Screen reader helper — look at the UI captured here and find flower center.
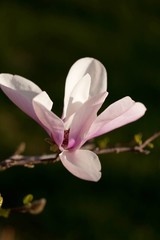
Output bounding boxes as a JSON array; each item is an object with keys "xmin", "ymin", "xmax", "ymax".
[{"xmin": 62, "ymin": 129, "xmax": 70, "ymax": 149}]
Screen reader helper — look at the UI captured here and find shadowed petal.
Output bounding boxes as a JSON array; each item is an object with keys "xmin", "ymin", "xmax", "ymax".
[
  {"xmin": 0, "ymin": 74, "xmax": 47, "ymax": 121},
  {"xmin": 63, "ymin": 58, "xmax": 107, "ymax": 119},
  {"xmin": 63, "ymin": 74, "xmax": 91, "ymax": 121},
  {"xmin": 68, "ymin": 92, "xmax": 108, "ymax": 149},
  {"xmin": 59, "ymin": 149, "xmax": 101, "ymax": 181},
  {"xmin": 33, "ymin": 93, "xmax": 64, "ymax": 146},
  {"xmin": 86, "ymin": 96, "xmax": 147, "ymax": 140}
]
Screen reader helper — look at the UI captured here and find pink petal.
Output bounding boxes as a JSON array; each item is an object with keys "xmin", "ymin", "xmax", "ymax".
[
  {"xmin": 63, "ymin": 58, "xmax": 107, "ymax": 119},
  {"xmin": 86, "ymin": 96, "xmax": 147, "ymax": 140},
  {"xmin": 0, "ymin": 74, "xmax": 45, "ymax": 121},
  {"xmin": 68, "ymin": 92, "xmax": 108, "ymax": 149},
  {"xmin": 59, "ymin": 149, "xmax": 101, "ymax": 181},
  {"xmin": 33, "ymin": 93, "xmax": 64, "ymax": 146}
]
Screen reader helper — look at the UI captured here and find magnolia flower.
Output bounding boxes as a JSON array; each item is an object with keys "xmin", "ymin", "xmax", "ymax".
[{"xmin": 0, "ymin": 58, "xmax": 146, "ymax": 181}]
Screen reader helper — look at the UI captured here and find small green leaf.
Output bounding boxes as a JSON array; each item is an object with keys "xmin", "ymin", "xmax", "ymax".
[
  {"xmin": 23, "ymin": 194, "xmax": 33, "ymax": 205},
  {"xmin": 0, "ymin": 208, "xmax": 10, "ymax": 218},
  {"xmin": 147, "ymin": 143, "xmax": 154, "ymax": 149},
  {"xmin": 45, "ymin": 138, "xmax": 59, "ymax": 152},
  {"xmin": 50, "ymin": 144, "xmax": 59, "ymax": 152},
  {"xmin": 97, "ymin": 137, "xmax": 109, "ymax": 149},
  {"xmin": 0, "ymin": 194, "xmax": 3, "ymax": 208},
  {"xmin": 134, "ymin": 133, "xmax": 143, "ymax": 145}
]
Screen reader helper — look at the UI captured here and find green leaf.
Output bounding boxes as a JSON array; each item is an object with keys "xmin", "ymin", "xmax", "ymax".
[
  {"xmin": 0, "ymin": 194, "xmax": 3, "ymax": 208},
  {"xmin": 50, "ymin": 144, "xmax": 59, "ymax": 152},
  {"xmin": 134, "ymin": 133, "xmax": 143, "ymax": 145},
  {"xmin": 97, "ymin": 137, "xmax": 109, "ymax": 149},
  {"xmin": 147, "ymin": 143, "xmax": 154, "ymax": 149},
  {"xmin": 23, "ymin": 194, "xmax": 33, "ymax": 205},
  {"xmin": 45, "ymin": 138, "xmax": 59, "ymax": 152},
  {"xmin": 0, "ymin": 208, "xmax": 10, "ymax": 218}
]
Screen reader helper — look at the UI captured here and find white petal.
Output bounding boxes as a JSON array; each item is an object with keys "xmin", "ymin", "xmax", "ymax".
[
  {"xmin": 63, "ymin": 73, "xmax": 91, "ymax": 120},
  {"xmin": 33, "ymin": 93, "xmax": 64, "ymax": 146},
  {"xmin": 0, "ymin": 74, "xmax": 43, "ymax": 121},
  {"xmin": 59, "ymin": 149, "xmax": 101, "ymax": 181},
  {"xmin": 68, "ymin": 92, "xmax": 108, "ymax": 149},
  {"xmin": 63, "ymin": 58, "xmax": 107, "ymax": 119},
  {"xmin": 32, "ymin": 91, "xmax": 53, "ymax": 111},
  {"xmin": 86, "ymin": 96, "xmax": 147, "ymax": 139}
]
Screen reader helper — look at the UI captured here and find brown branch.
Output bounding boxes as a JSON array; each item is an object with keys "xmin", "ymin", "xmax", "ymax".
[
  {"xmin": 94, "ymin": 131, "xmax": 160, "ymax": 155},
  {"xmin": 0, "ymin": 153, "xmax": 59, "ymax": 170},
  {"xmin": 138, "ymin": 131, "xmax": 160, "ymax": 150},
  {"xmin": 11, "ymin": 198, "xmax": 47, "ymax": 215},
  {"xmin": 0, "ymin": 131, "xmax": 160, "ymax": 171},
  {"xmin": 0, "ymin": 198, "xmax": 47, "ymax": 218},
  {"xmin": 95, "ymin": 146, "xmax": 149, "ymax": 155}
]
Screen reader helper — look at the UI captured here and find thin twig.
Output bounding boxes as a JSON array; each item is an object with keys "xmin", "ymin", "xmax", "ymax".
[
  {"xmin": 94, "ymin": 146, "xmax": 149, "ymax": 155},
  {"xmin": 0, "ymin": 153, "xmax": 59, "ymax": 170},
  {"xmin": 0, "ymin": 132, "xmax": 160, "ymax": 171},
  {"xmin": 138, "ymin": 131, "xmax": 160, "ymax": 150},
  {"xmin": 11, "ymin": 198, "xmax": 47, "ymax": 215},
  {"xmin": 89, "ymin": 132, "xmax": 160, "ymax": 155},
  {"xmin": 0, "ymin": 198, "xmax": 47, "ymax": 218}
]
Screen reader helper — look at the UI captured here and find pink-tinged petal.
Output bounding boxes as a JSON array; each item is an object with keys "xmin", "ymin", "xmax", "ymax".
[
  {"xmin": 68, "ymin": 92, "xmax": 108, "ymax": 149},
  {"xmin": 63, "ymin": 74, "xmax": 91, "ymax": 121},
  {"xmin": 33, "ymin": 93, "xmax": 64, "ymax": 146},
  {"xmin": 86, "ymin": 96, "xmax": 147, "ymax": 140},
  {"xmin": 31, "ymin": 91, "xmax": 53, "ymax": 111},
  {"xmin": 0, "ymin": 74, "xmax": 43, "ymax": 121},
  {"xmin": 59, "ymin": 149, "xmax": 101, "ymax": 181},
  {"xmin": 63, "ymin": 58, "xmax": 107, "ymax": 119}
]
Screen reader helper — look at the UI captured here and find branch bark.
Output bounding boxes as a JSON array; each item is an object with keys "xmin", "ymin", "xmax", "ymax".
[
  {"xmin": 0, "ymin": 131, "xmax": 160, "ymax": 171},
  {"xmin": 0, "ymin": 198, "xmax": 47, "ymax": 218}
]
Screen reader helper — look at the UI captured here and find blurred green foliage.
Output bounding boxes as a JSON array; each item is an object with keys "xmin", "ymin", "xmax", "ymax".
[{"xmin": 0, "ymin": 0, "xmax": 160, "ymax": 239}]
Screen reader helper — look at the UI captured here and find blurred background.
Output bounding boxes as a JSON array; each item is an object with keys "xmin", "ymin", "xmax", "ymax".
[{"xmin": 0, "ymin": 0, "xmax": 160, "ymax": 239}]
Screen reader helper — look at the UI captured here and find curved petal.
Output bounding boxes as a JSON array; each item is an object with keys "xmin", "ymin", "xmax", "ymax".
[
  {"xmin": 63, "ymin": 58, "xmax": 107, "ymax": 118},
  {"xmin": 68, "ymin": 92, "xmax": 108, "ymax": 149},
  {"xmin": 0, "ymin": 74, "xmax": 46, "ymax": 121},
  {"xmin": 59, "ymin": 149, "xmax": 101, "ymax": 181},
  {"xmin": 33, "ymin": 93, "xmax": 64, "ymax": 146},
  {"xmin": 63, "ymin": 73, "xmax": 91, "ymax": 120},
  {"xmin": 86, "ymin": 96, "xmax": 147, "ymax": 140}
]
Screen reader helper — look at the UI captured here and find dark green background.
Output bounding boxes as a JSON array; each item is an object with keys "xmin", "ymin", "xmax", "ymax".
[{"xmin": 0, "ymin": 0, "xmax": 160, "ymax": 239}]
